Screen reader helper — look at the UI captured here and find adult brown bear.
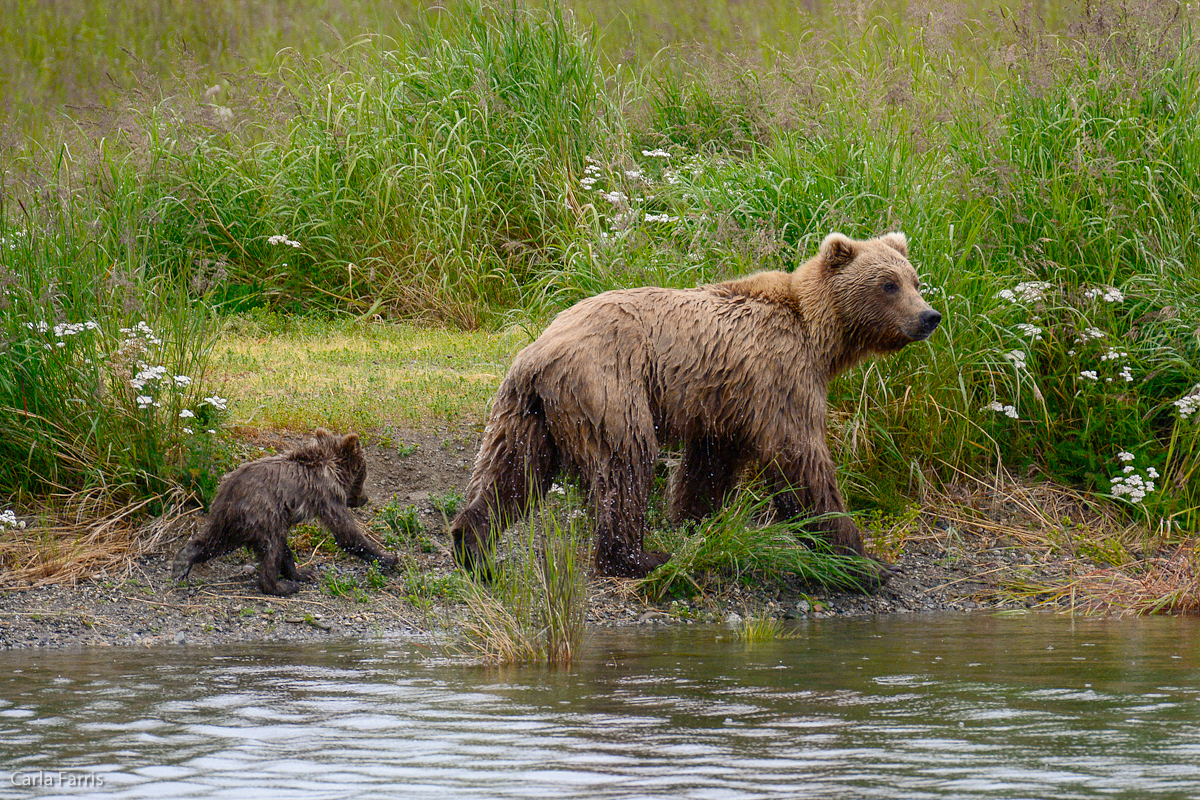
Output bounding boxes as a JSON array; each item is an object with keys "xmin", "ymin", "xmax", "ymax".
[{"xmin": 450, "ymin": 232, "xmax": 940, "ymax": 588}]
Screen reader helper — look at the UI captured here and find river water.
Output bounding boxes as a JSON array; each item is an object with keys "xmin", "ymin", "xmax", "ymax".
[{"xmin": 2, "ymin": 612, "xmax": 1199, "ymax": 799}]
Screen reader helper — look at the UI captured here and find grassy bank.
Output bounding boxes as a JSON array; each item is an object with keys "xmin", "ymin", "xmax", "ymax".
[{"xmin": 2, "ymin": 0, "xmax": 1198, "ymax": 597}]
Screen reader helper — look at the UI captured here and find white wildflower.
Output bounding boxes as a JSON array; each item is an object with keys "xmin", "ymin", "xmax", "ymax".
[
  {"xmin": 1119, "ymin": 365, "xmax": 1134, "ymax": 383},
  {"xmin": 1117, "ymin": 451, "xmax": 1135, "ymax": 462},
  {"xmin": 268, "ymin": 234, "xmax": 302, "ymax": 248},
  {"xmin": 1110, "ymin": 471, "xmax": 1153, "ymax": 503},
  {"xmin": 121, "ymin": 321, "xmax": 162, "ymax": 346},
  {"xmin": 549, "ymin": 483, "xmax": 566, "ymax": 496},
  {"xmin": 202, "ymin": 395, "xmax": 228, "ymax": 411},
  {"xmin": 52, "ymin": 322, "xmax": 95, "ymax": 338},
  {"xmin": 996, "ymin": 281, "xmax": 1052, "ymax": 304},
  {"xmin": 183, "ymin": 427, "xmax": 194, "ymax": 435},
  {"xmin": 179, "ymin": 409, "xmax": 195, "ymax": 419},
  {"xmin": 1004, "ymin": 350, "xmax": 1028, "ymax": 370},
  {"xmin": 1077, "ymin": 327, "xmax": 1105, "ymax": 342},
  {"xmin": 625, "ymin": 169, "xmax": 643, "ymax": 181},
  {"xmin": 0, "ymin": 509, "xmax": 25, "ymax": 529},
  {"xmin": 1100, "ymin": 348, "xmax": 1128, "ymax": 362},
  {"xmin": 984, "ymin": 401, "xmax": 1019, "ymax": 419},
  {"xmin": 1085, "ymin": 285, "xmax": 1124, "ymax": 303},
  {"xmin": 1015, "ymin": 323, "xmax": 1043, "ymax": 341},
  {"xmin": 26, "ymin": 321, "xmax": 49, "ymax": 334},
  {"xmin": 174, "ymin": 375, "xmax": 192, "ymax": 387},
  {"xmin": 136, "ymin": 395, "xmax": 156, "ymax": 409},
  {"xmin": 643, "ymin": 213, "xmax": 679, "ymax": 224},
  {"xmin": 641, "ymin": 148, "xmax": 671, "ymax": 158},
  {"xmin": 601, "ymin": 190, "xmax": 626, "ymax": 204},
  {"xmin": 130, "ymin": 364, "xmax": 169, "ymax": 390},
  {"xmin": 580, "ymin": 176, "xmax": 597, "ymax": 188},
  {"xmin": 1079, "ymin": 370, "xmax": 1098, "ymax": 381},
  {"xmin": 1173, "ymin": 385, "xmax": 1200, "ymax": 419}
]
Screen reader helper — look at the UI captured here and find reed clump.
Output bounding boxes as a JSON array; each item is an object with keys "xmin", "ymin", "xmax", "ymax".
[{"xmin": 457, "ymin": 514, "xmax": 587, "ymax": 665}]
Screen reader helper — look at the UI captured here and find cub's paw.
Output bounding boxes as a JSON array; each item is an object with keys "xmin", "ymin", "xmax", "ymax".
[{"xmin": 260, "ymin": 579, "xmax": 302, "ymax": 597}]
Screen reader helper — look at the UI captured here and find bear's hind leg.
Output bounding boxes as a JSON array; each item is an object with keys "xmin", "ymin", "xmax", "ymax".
[
  {"xmin": 451, "ymin": 393, "xmax": 558, "ymax": 579},
  {"xmin": 171, "ymin": 526, "xmax": 239, "ymax": 583},
  {"xmin": 280, "ymin": 543, "xmax": 316, "ymax": 583},
  {"xmin": 254, "ymin": 536, "xmax": 300, "ymax": 596}
]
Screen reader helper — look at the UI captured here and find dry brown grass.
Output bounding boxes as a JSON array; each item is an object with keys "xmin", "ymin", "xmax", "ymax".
[
  {"xmin": 898, "ymin": 466, "xmax": 1198, "ymax": 616},
  {"xmin": 1013, "ymin": 548, "xmax": 1199, "ymax": 616},
  {"xmin": 917, "ymin": 464, "xmax": 1133, "ymax": 549},
  {"xmin": 0, "ymin": 493, "xmax": 195, "ymax": 588}
]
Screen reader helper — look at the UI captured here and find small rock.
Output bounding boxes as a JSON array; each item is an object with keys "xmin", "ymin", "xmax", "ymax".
[
  {"xmin": 724, "ymin": 612, "xmax": 742, "ymax": 625},
  {"xmin": 174, "ymin": 631, "xmax": 186, "ymax": 645}
]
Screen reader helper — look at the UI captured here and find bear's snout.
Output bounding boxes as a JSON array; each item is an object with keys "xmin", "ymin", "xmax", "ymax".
[{"xmin": 909, "ymin": 308, "xmax": 941, "ymax": 341}]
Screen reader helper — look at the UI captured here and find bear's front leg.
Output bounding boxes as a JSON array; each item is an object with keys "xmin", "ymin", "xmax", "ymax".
[
  {"xmin": 320, "ymin": 504, "xmax": 398, "ymax": 570},
  {"xmin": 769, "ymin": 450, "xmax": 894, "ymax": 591}
]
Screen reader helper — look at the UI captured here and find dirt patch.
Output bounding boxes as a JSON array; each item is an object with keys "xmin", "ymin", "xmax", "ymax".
[{"xmin": 0, "ymin": 425, "xmax": 1141, "ymax": 650}]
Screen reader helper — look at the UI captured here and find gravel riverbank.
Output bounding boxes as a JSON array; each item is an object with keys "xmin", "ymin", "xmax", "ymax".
[{"xmin": 0, "ymin": 426, "xmax": 1088, "ymax": 650}]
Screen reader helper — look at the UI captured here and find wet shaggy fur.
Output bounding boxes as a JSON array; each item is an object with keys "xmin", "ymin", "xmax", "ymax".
[
  {"xmin": 172, "ymin": 429, "xmax": 397, "ymax": 596},
  {"xmin": 450, "ymin": 232, "xmax": 941, "ymax": 587}
]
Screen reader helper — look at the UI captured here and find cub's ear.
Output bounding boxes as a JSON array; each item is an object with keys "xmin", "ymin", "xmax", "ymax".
[
  {"xmin": 314, "ymin": 427, "xmax": 332, "ymax": 439},
  {"xmin": 340, "ymin": 433, "xmax": 360, "ymax": 453},
  {"xmin": 820, "ymin": 232, "xmax": 857, "ymax": 270},
  {"xmin": 880, "ymin": 231, "xmax": 909, "ymax": 257}
]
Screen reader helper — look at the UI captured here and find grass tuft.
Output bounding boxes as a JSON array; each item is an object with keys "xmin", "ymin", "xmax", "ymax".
[
  {"xmin": 641, "ymin": 488, "xmax": 877, "ymax": 600},
  {"xmin": 457, "ymin": 512, "xmax": 587, "ymax": 665}
]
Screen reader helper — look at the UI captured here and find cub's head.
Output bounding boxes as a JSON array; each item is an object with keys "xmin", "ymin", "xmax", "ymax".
[
  {"xmin": 817, "ymin": 232, "xmax": 941, "ymax": 353},
  {"xmin": 314, "ymin": 428, "xmax": 369, "ymax": 507}
]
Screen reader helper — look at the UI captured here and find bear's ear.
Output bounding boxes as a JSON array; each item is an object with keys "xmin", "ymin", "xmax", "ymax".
[
  {"xmin": 340, "ymin": 433, "xmax": 360, "ymax": 454},
  {"xmin": 820, "ymin": 232, "xmax": 857, "ymax": 270},
  {"xmin": 314, "ymin": 427, "xmax": 332, "ymax": 440},
  {"xmin": 880, "ymin": 231, "xmax": 909, "ymax": 257}
]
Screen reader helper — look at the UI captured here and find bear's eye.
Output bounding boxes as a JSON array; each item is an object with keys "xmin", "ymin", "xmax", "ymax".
[{"xmin": 882, "ymin": 281, "xmax": 899, "ymax": 294}]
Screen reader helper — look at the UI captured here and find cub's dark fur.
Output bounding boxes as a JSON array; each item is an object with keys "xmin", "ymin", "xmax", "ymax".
[{"xmin": 172, "ymin": 429, "xmax": 397, "ymax": 596}]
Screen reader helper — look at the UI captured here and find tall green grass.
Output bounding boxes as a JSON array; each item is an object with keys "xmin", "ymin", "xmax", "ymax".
[
  {"xmin": 0, "ymin": 145, "xmax": 228, "ymax": 512},
  {"xmin": 458, "ymin": 514, "xmax": 587, "ymax": 664},
  {"xmin": 3, "ymin": 0, "xmax": 1199, "ymax": 552}
]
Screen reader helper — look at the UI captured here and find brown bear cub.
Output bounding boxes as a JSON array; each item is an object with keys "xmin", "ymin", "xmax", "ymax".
[
  {"xmin": 450, "ymin": 232, "xmax": 940, "ymax": 589},
  {"xmin": 173, "ymin": 429, "xmax": 397, "ymax": 596}
]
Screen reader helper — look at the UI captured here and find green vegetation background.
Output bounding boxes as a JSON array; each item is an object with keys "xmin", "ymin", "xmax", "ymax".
[{"xmin": 2, "ymin": 0, "xmax": 1198, "ymax": 543}]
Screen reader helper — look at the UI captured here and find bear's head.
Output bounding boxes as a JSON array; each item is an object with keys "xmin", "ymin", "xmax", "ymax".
[
  {"xmin": 817, "ymin": 232, "xmax": 941, "ymax": 354},
  {"xmin": 338, "ymin": 433, "xmax": 370, "ymax": 508},
  {"xmin": 314, "ymin": 428, "xmax": 370, "ymax": 507}
]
